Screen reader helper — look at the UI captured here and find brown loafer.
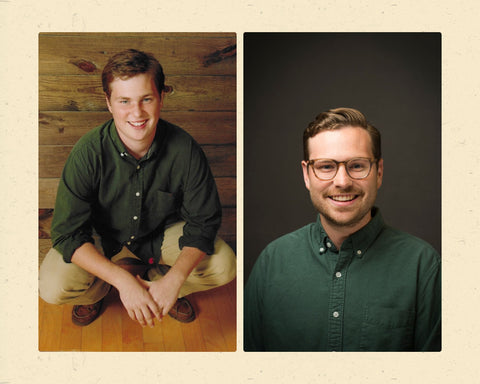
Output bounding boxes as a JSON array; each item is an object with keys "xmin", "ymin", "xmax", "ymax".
[
  {"xmin": 72, "ymin": 299, "xmax": 104, "ymax": 326},
  {"xmin": 168, "ymin": 297, "xmax": 196, "ymax": 323}
]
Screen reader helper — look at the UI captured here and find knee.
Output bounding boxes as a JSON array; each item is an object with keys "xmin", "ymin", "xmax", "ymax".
[
  {"xmin": 39, "ymin": 272, "xmax": 96, "ymax": 305},
  {"xmin": 39, "ymin": 257, "xmax": 62, "ymax": 304},
  {"xmin": 38, "ymin": 272, "xmax": 69, "ymax": 305},
  {"xmin": 39, "ymin": 284, "xmax": 65, "ymax": 305},
  {"xmin": 39, "ymin": 248, "xmax": 95, "ymax": 305},
  {"xmin": 212, "ymin": 239, "xmax": 237, "ymax": 285}
]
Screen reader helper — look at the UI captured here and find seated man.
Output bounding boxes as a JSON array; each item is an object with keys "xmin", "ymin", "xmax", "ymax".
[
  {"xmin": 39, "ymin": 49, "xmax": 236, "ymax": 327},
  {"xmin": 244, "ymin": 107, "xmax": 440, "ymax": 351}
]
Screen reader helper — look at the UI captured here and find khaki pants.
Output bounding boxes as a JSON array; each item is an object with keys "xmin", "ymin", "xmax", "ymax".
[{"xmin": 39, "ymin": 222, "xmax": 236, "ymax": 305}]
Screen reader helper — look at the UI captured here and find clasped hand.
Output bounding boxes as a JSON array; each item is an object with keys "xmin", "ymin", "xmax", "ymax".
[{"xmin": 118, "ymin": 272, "xmax": 183, "ymax": 328}]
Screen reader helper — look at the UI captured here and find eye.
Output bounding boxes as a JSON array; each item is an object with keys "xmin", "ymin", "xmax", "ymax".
[
  {"xmin": 314, "ymin": 160, "xmax": 336, "ymax": 172},
  {"xmin": 348, "ymin": 159, "xmax": 369, "ymax": 172},
  {"xmin": 119, "ymin": 100, "xmax": 128, "ymax": 105}
]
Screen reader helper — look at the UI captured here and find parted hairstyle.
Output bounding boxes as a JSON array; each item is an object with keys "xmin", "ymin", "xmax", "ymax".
[
  {"xmin": 102, "ymin": 49, "xmax": 166, "ymax": 99},
  {"xmin": 303, "ymin": 107, "xmax": 382, "ymax": 162}
]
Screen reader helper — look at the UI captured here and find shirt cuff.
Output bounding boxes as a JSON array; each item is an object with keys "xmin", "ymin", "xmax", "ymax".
[{"xmin": 53, "ymin": 233, "xmax": 95, "ymax": 263}]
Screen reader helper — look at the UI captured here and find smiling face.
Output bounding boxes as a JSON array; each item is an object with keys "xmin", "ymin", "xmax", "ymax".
[
  {"xmin": 302, "ymin": 126, "xmax": 383, "ymax": 235},
  {"xmin": 106, "ymin": 73, "xmax": 163, "ymax": 158}
]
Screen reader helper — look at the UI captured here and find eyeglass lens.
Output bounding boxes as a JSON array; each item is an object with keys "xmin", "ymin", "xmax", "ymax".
[{"xmin": 312, "ymin": 158, "xmax": 371, "ymax": 180}]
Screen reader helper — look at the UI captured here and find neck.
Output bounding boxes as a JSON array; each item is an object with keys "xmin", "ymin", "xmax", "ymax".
[
  {"xmin": 126, "ymin": 144, "xmax": 149, "ymax": 160},
  {"xmin": 118, "ymin": 133, "xmax": 155, "ymax": 160},
  {"xmin": 319, "ymin": 211, "xmax": 372, "ymax": 249}
]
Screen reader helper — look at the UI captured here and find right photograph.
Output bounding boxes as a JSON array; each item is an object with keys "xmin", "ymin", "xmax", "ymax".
[{"xmin": 243, "ymin": 33, "xmax": 441, "ymax": 352}]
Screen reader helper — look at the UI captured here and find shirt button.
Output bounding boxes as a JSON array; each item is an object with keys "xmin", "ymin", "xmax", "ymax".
[
  {"xmin": 133, "ymin": 216, "xmax": 138, "ymax": 220},
  {"xmin": 335, "ymin": 272, "xmax": 342, "ymax": 278},
  {"xmin": 130, "ymin": 235, "xmax": 135, "ymax": 240},
  {"xmin": 137, "ymin": 165, "xmax": 141, "ymax": 170},
  {"xmin": 319, "ymin": 247, "xmax": 325, "ymax": 253},
  {"xmin": 357, "ymin": 250, "xmax": 362, "ymax": 255},
  {"xmin": 148, "ymin": 257, "xmax": 154, "ymax": 265},
  {"xmin": 135, "ymin": 192, "xmax": 140, "ymax": 197},
  {"xmin": 326, "ymin": 242, "xmax": 332, "ymax": 248},
  {"xmin": 333, "ymin": 311, "xmax": 340, "ymax": 318},
  {"xmin": 127, "ymin": 241, "xmax": 131, "ymax": 245}
]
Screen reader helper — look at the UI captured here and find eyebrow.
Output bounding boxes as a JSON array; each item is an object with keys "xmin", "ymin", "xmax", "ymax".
[{"xmin": 114, "ymin": 93, "xmax": 155, "ymax": 100}]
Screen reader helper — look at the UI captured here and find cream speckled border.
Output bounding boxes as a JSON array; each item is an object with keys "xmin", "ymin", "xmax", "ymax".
[{"xmin": 1, "ymin": 0, "xmax": 479, "ymax": 383}]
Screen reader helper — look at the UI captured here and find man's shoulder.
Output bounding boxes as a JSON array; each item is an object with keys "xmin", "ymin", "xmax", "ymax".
[
  {"xmin": 160, "ymin": 119, "xmax": 197, "ymax": 146},
  {"xmin": 378, "ymin": 225, "xmax": 440, "ymax": 262},
  {"xmin": 71, "ymin": 119, "xmax": 112, "ymax": 154},
  {"xmin": 157, "ymin": 119, "xmax": 207, "ymax": 165},
  {"xmin": 263, "ymin": 222, "xmax": 317, "ymax": 255},
  {"xmin": 250, "ymin": 222, "xmax": 318, "ymax": 277}
]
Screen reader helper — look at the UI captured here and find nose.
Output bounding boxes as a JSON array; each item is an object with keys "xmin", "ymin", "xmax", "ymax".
[
  {"xmin": 131, "ymin": 102, "xmax": 144, "ymax": 117},
  {"xmin": 332, "ymin": 163, "xmax": 353, "ymax": 188}
]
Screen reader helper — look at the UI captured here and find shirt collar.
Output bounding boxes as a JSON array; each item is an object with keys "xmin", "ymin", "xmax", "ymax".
[
  {"xmin": 315, "ymin": 207, "xmax": 385, "ymax": 258},
  {"xmin": 108, "ymin": 119, "xmax": 129, "ymax": 157},
  {"xmin": 108, "ymin": 119, "xmax": 167, "ymax": 160},
  {"xmin": 146, "ymin": 119, "xmax": 167, "ymax": 159}
]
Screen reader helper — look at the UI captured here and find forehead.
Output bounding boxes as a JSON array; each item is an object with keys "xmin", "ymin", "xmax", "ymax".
[
  {"xmin": 109, "ymin": 73, "xmax": 157, "ymax": 96},
  {"xmin": 308, "ymin": 126, "xmax": 374, "ymax": 160}
]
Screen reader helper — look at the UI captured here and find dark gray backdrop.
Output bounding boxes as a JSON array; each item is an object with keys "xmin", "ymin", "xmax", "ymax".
[{"xmin": 244, "ymin": 33, "xmax": 441, "ymax": 281}]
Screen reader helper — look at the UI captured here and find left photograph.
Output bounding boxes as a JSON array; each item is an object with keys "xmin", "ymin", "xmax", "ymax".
[{"xmin": 38, "ymin": 33, "xmax": 237, "ymax": 352}]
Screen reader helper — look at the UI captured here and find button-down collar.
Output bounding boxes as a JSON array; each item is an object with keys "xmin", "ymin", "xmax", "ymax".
[
  {"xmin": 315, "ymin": 207, "xmax": 385, "ymax": 258},
  {"xmin": 109, "ymin": 119, "xmax": 167, "ymax": 161}
]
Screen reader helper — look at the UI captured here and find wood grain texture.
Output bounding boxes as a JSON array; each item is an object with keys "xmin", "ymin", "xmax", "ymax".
[
  {"xmin": 39, "ymin": 35, "xmax": 237, "ymax": 247},
  {"xmin": 39, "ymin": 75, "xmax": 235, "ymax": 112},
  {"xmin": 38, "ymin": 297, "xmax": 63, "ymax": 351},
  {"xmin": 39, "ymin": 33, "xmax": 236, "ymax": 76},
  {"xmin": 39, "ymin": 111, "xmax": 236, "ymax": 145},
  {"xmin": 38, "ymin": 36, "xmax": 237, "ymax": 350},
  {"xmin": 38, "ymin": 279, "xmax": 236, "ymax": 352},
  {"xmin": 81, "ymin": 313, "xmax": 103, "ymax": 351},
  {"xmin": 38, "ymin": 228, "xmax": 236, "ymax": 352},
  {"xmin": 60, "ymin": 304, "xmax": 82, "ymax": 351},
  {"xmin": 195, "ymin": 289, "xmax": 229, "ymax": 351}
]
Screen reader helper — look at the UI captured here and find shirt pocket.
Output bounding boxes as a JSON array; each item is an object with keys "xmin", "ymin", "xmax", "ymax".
[
  {"xmin": 359, "ymin": 305, "xmax": 415, "ymax": 351},
  {"xmin": 143, "ymin": 190, "xmax": 177, "ymax": 224}
]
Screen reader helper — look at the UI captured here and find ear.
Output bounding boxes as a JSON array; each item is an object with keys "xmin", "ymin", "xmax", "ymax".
[
  {"xmin": 105, "ymin": 94, "xmax": 113, "ymax": 114},
  {"xmin": 159, "ymin": 91, "xmax": 165, "ymax": 110},
  {"xmin": 302, "ymin": 161, "xmax": 311, "ymax": 191},
  {"xmin": 376, "ymin": 158, "xmax": 384, "ymax": 189}
]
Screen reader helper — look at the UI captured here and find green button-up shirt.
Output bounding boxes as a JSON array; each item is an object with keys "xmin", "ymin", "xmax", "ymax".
[
  {"xmin": 244, "ymin": 208, "xmax": 441, "ymax": 351},
  {"xmin": 51, "ymin": 119, "xmax": 221, "ymax": 264}
]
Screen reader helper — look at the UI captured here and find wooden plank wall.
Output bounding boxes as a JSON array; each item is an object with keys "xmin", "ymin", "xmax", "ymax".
[{"xmin": 39, "ymin": 33, "xmax": 237, "ymax": 251}]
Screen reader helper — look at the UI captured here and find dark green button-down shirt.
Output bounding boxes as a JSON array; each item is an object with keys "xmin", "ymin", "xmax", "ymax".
[
  {"xmin": 244, "ymin": 208, "xmax": 441, "ymax": 351},
  {"xmin": 51, "ymin": 119, "xmax": 221, "ymax": 264}
]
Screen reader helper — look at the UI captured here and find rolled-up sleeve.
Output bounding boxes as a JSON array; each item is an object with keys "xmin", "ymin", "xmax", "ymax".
[
  {"xmin": 51, "ymin": 145, "xmax": 97, "ymax": 263},
  {"xmin": 178, "ymin": 140, "xmax": 222, "ymax": 255}
]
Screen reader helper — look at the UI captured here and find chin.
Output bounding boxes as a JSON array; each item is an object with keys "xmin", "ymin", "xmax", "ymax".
[{"xmin": 315, "ymin": 204, "xmax": 371, "ymax": 228}]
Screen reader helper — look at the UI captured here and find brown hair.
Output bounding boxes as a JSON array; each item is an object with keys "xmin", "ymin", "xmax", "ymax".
[
  {"xmin": 102, "ymin": 49, "xmax": 165, "ymax": 99},
  {"xmin": 303, "ymin": 107, "xmax": 382, "ymax": 161}
]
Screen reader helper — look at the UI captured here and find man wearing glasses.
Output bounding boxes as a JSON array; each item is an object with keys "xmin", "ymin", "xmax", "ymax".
[{"xmin": 244, "ymin": 107, "xmax": 441, "ymax": 351}]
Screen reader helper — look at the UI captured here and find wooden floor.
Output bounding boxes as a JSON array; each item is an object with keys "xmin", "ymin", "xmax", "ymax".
[
  {"xmin": 39, "ymin": 278, "xmax": 236, "ymax": 352},
  {"xmin": 38, "ymin": 214, "xmax": 237, "ymax": 352}
]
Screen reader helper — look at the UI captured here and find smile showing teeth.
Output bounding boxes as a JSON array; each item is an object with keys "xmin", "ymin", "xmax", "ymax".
[
  {"xmin": 330, "ymin": 195, "xmax": 357, "ymax": 202},
  {"xmin": 129, "ymin": 120, "xmax": 147, "ymax": 127}
]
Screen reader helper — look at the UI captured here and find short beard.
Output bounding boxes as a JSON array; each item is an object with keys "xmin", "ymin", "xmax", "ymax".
[
  {"xmin": 317, "ymin": 203, "xmax": 372, "ymax": 229},
  {"xmin": 309, "ymin": 191, "xmax": 374, "ymax": 230}
]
